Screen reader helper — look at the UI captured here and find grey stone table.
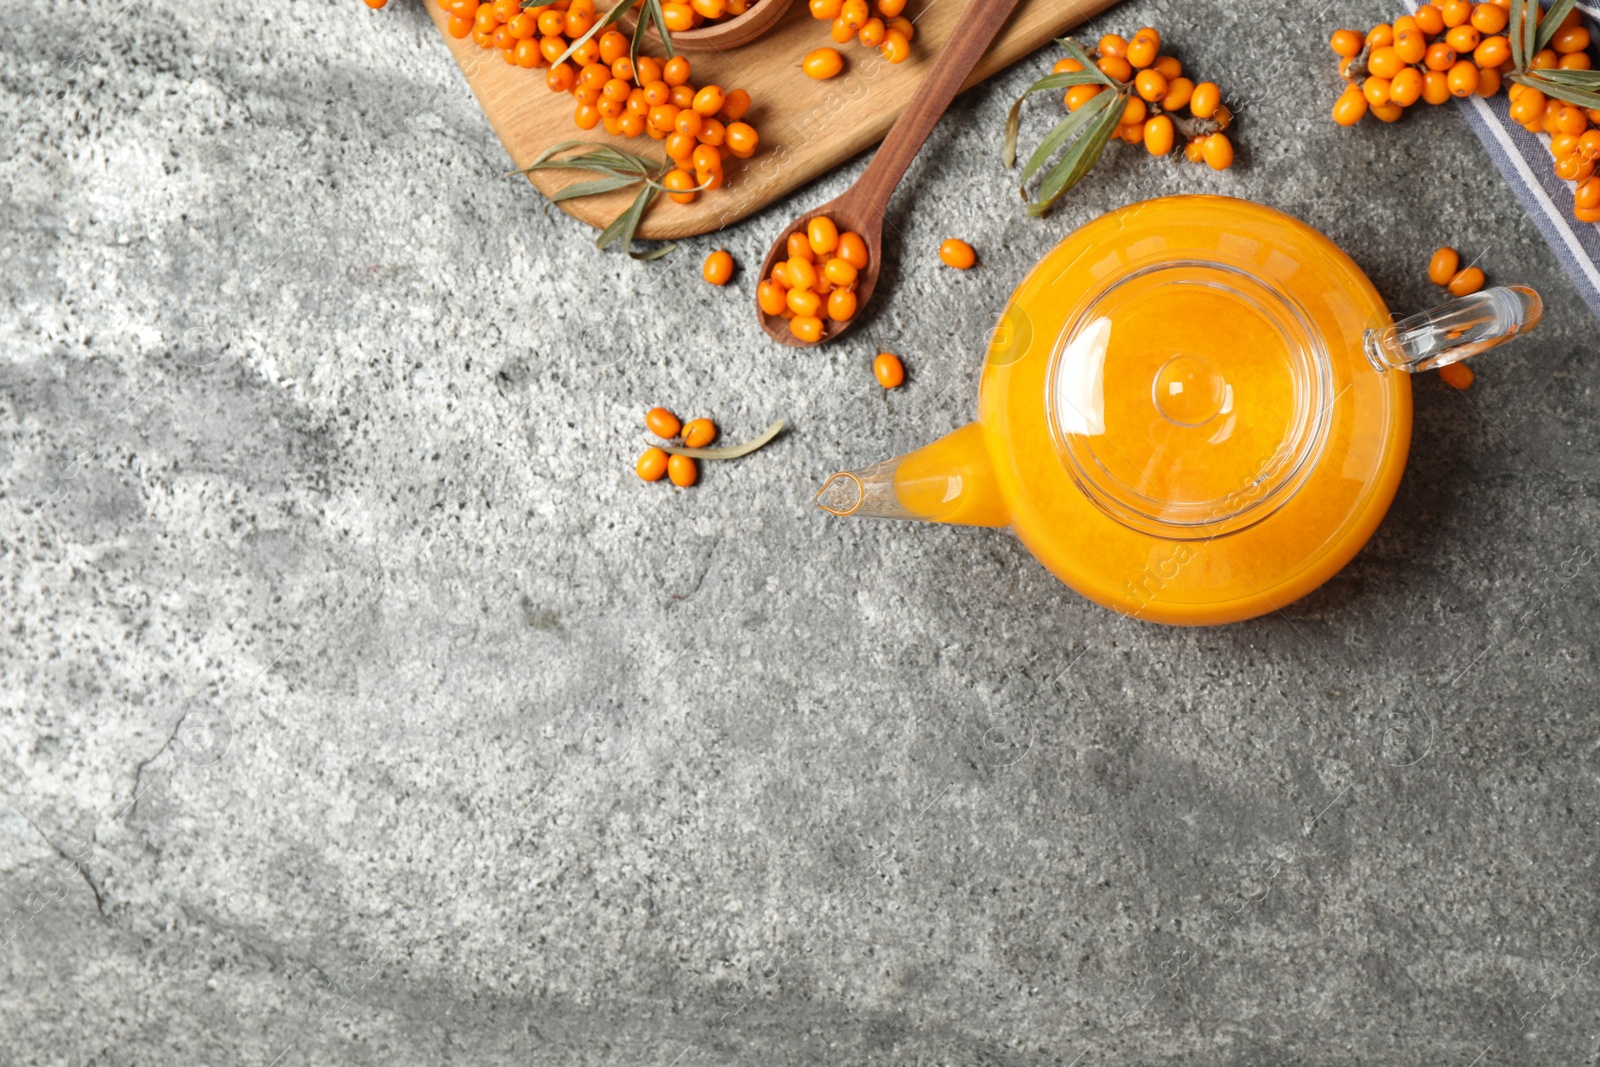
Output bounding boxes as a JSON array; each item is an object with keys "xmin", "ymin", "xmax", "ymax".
[{"xmin": 4, "ymin": 0, "xmax": 1599, "ymax": 1063}]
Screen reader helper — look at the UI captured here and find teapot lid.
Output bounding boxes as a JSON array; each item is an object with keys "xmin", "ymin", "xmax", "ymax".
[{"xmin": 1047, "ymin": 257, "xmax": 1334, "ymax": 540}]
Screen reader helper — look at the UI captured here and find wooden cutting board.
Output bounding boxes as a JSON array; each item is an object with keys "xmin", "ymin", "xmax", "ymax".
[{"xmin": 425, "ymin": 0, "xmax": 1117, "ymax": 238}]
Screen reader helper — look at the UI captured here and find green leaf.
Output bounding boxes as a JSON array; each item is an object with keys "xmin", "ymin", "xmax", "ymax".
[
  {"xmin": 514, "ymin": 140, "xmax": 663, "ymax": 179},
  {"xmin": 1026, "ymin": 93, "xmax": 1123, "ymax": 217},
  {"xmin": 554, "ymin": 0, "xmax": 638, "ymax": 69},
  {"xmin": 646, "ymin": 0, "xmax": 675, "ymax": 60},
  {"xmin": 1536, "ymin": 0, "xmax": 1579, "ymax": 53},
  {"xmin": 1056, "ymin": 37, "xmax": 1116, "ymax": 87},
  {"xmin": 549, "ymin": 174, "xmax": 645, "ymax": 202},
  {"xmin": 1002, "ymin": 71, "xmax": 1114, "ymax": 167},
  {"xmin": 1513, "ymin": 69, "xmax": 1600, "ymax": 108},
  {"xmin": 1022, "ymin": 88, "xmax": 1119, "ymax": 185},
  {"xmin": 520, "ymin": 0, "xmax": 561, "ymax": 7},
  {"xmin": 596, "ymin": 181, "xmax": 658, "ymax": 254},
  {"xmin": 1511, "ymin": 0, "xmax": 1540, "ymax": 69}
]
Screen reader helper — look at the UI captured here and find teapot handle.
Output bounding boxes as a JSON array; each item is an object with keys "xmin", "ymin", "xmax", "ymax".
[{"xmin": 1364, "ymin": 285, "xmax": 1543, "ymax": 373}]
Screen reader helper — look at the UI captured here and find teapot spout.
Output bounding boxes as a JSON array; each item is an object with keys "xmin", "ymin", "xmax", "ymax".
[
  {"xmin": 1364, "ymin": 285, "xmax": 1543, "ymax": 373},
  {"xmin": 814, "ymin": 422, "xmax": 1009, "ymax": 528}
]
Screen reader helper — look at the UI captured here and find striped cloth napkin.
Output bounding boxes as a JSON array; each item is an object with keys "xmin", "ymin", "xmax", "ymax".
[{"xmin": 1413, "ymin": 1, "xmax": 1600, "ymax": 318}]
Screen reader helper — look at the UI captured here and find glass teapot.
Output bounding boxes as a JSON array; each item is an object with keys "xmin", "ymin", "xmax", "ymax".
[{"xmin": 816, "ymin": 196, "xmax": 1542, "ymax": 625}]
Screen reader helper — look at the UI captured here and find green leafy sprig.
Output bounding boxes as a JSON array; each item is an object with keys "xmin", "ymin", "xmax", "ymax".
[
  {"xmin": 1508, "ymin": 0, "xmax": 1600, "ymax": 108},
  {"xmin": 512, "ymin": 141, "xmax": 695, "ymax": 259}
]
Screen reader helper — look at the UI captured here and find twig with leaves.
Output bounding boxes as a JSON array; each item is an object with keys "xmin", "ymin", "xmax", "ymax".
[{"xmin": 513, "ymin": 141, "xmax": 695, "ymax": 258}]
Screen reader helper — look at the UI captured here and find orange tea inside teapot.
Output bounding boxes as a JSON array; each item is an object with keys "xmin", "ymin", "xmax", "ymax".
[{"xmin": 817, "ymin": 196, "xmax": 1541, "ymax": 625}]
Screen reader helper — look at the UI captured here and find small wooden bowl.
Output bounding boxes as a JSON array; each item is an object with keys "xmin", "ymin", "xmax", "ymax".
[{"xmin": 617, "ymin": 0, "xmax": 798, "ymax": 52}]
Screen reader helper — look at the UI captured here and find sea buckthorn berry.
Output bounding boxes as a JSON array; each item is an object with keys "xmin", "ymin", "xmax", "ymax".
[
  {"xmin": 1388, "ymin": 67, "xmax": 1424, "ymax": 106},
  {"xmin": 1553, "ymin": 133, "xmax": 1582, "ymax": 159},
  {"xmin": 1553, "ymin": 24, "xmax": 1591, "ymax": 53},
  {"xmin": 1121, "ymin": 96, "xmax": 1147, "ymax": 126},
  {"xmin": 1444, "ymin": 24, "xmax": 1479, "ymax": 52},
  {"xmin": 1370, "ymin": 100, "xmax": 1405, "ymax": 122},
  {"xmin": 1066, "ymin": 84, "xmax": 1105, "ymax": 110},
  {"xmin": 635, "ymin": 56, "xmax": 662, "ymax": 84},
  {"xmin": 1509, "ymin": 86, "xmax": 1545, "ymax": 122},
  {"xmin": 1415, "ymin": 3, "xmax": 1445, "ymax": 35},
  {"xmin": 807, "ymin": 217, "xmax": 840, "ymax": 256},
  {"xmin": 1577, "ymin": 205, "xmax": 1600, "ymax": 223},
  {"xmin": 1097, "ymin": 55, "xmax": 1134, "ymax": 82},
  {"xmin": 1394, "ymin": 30, "xmax": 1428, "ymax": 65},
  {"xmin": 1098, "ymin": 33, "xmax": 1128, "ymax": 58},
  {"xmin": 663, "ymin": 168, "xmax": 697, "ymax": 204},
  {"xmin": 758, "ymin": 279, "xmax": 788, "ymax": 315},
  {"xmin": 823, "ymin": 256, "xmax": 858, "ymax": 286},
  {"xmin": 1364, "ymin": 76, "xmax": 1393, "ymax": 106},
  {"xmin": 661, "ymin": 1, "xmax": 694, "ymax": 29},
  {"xmin": 1561, "ymin": 52, "xmax": 1593, "ymax": 69},
  {"xmin": 1126, "ymin": 28, "xmax": 1160, "ymax": 69},
  {"xmin": 693, "ymin": 85, "xmax": 725, "ymax": 115},
  {"xmin": 878, "ymin": 0, "xmax": 906, "ymax": 16},
  {"xmin": 565, "ymin": 6, "xmax": 594, "ymax": 35},
  {"xmin": 572, "ymin": 37, "xmax": 601, "ymax": 67},
  {"xmin": 649, "ymin": 104, "xmax": 681, "ymax": 132},
  {"xmin": 787, "ymin": 287, "xmax": 822, "ymax": 317},
  {"xmin": 837, "ymin": 231, "xmax": 869, "ymax": 269},
  {"xmin": 646, "ymin": 407, "xmax": 681, "ymax": 438},
  {"xmin": 725, "ymin": 122, "xmax": 758, "ymax": 157},
  {"xmin": 811, "ymin": 0, "xmax": 842, "ymax": 17},
  {"xmin": 1333, "ymin": 86, "xmax": 1369, "ymax": 125},
  {"xmin": 880, "ymin": 29, "xmax": 911, "ymax": 62},
  {"xmin": 681, "ymin": 419, "xmax": 716, "ymax": 449},
  {"xmin": 1440, "ymin": 0, "xmax": 1471, "ymax": 26},
  {"xmin": 1162, "ymin": 77, "xmax": 1194, "ymax": 111},
  {"xmin": 1142, "ymin": 114, "xmax": 1175, "ymax": 155},
  {"xmin": 1367, "ymin": 23, "xmax": 1395, "ymax": 47},
  {"xmin": 858, "ymin": 17, "xmax": 886, "ymax": 46},
  {"xmin": 618, "ymin": 112, "xmax": 646, "ymax": 137},
  {"xmin": 702, "ymin": 250, "xmax": 734, "ymax": 286},
  {"xmin": 1331, "ymin": 29, "xmax": 1363, "ymax": 56},
  {"xmin": 790, "ymin": 315, "xmax": 824, "ymax": 343},
  {"xmin": 803, "ymin": 47, "xmax": 844, "ymax": 79},
  {"xmin": 1555, "ymin": 154, "xmax": 1596, "ymax": 181},
  {"xmin": 1448, "ymin": 265, "xmax": 1485, "ymax": 296},
  {"xmin": 1189, "ymin": 81, "xmax": 1221, "ymax": 118},
  {"xmin": 1438, "ymin": 362, "xmax": 1474, "ymax": 390},
  {"xmin": 827, "ymin": 288, "xmax": 857, "ymax": 321},
  {"xmin": 692, "ymin": 0, "xmax": 726, "ymax": 18},
  {"xmin": 1368, "ymin": 46, "xmax": 1404, "ymax": 79},
  {"xmin": 1423, "ymin": 70, "xmax": 1452, "ymax": 104},
  {"xmin": 1201, "ymin": 132, "xmax": 1234, "ymax": 169},
  {"xmin": 508, "ymin": 12, "xmax": 538, "ymax": 38},
  {"xmin": 1532, "ymin": 47, "xmax": 1559, "ymax": 69},
  {"xmin": 1476, "ymin": 66, "xmax": 1502, "ymax": 95},
  {"xmin": 1580, "ymin": 130, "xmax": 1600, "ymax": 159},
  {"xmin": 574, "ymin": 102, "xmax": 601, "ymax": 129},
  {"xmin": 830, "ymin": 15, "xmax": 855, "ymax": 42},
  {"xmin": 1576, "ymin": 176, "xmax": 1600, "ymax": 209},
  {"xmin": 1447, "ymin": 59, "xmax": 1480, "ymax": 96},
  {"xmin": 786, "ymin": 256, "xmax": 819, "ymax": 290},
  {"xmin": 1053, "ymin": 56, "xmax": 1085, "ymax": 74},
  {"xmin": 547, "ymin": 61, "xmax": 577, "ymax": 91},
  {"xmin": 448, "ymin": 15, "xmax": 473, "ymax": 37},
  {"xmin": 1471, "ymin": 3, "xmax": 1508, "ymax": 33},
  {"xmin": 597, "ymin": 27, "xmax": 627, "ymax": 61},
  {"xmin": 1119, "ymin": 122, "xmax": 1144, "ymax": 144},
  {"xmin": 597, "ymin": 98, "xmax": 623, "ymax": 119},
  {"xmin": 1474, "ymin": 35, "xmax": 1510, "ymax": 67},
  {"xmin": 611, "ymin": 56, "xmax": 636, "ymax": 82},
  {"xmin": 1184, "ymin": 135, "xmax": 1206, "ymax": 162},
  {"xmin": 674, "ymin": 107, "xmax": 704, "ymax": 136},
  {"xmin": 787, "ymin": 232, "xmax": 815, "ymax": 262},
  {"xmin": 637, "ymin": 447, "xmax": 669, "ymax": 482},
  {"xmin": 1428, "ymin": 247, "xmax": 1460, "ymax": 285},
  {"xmin": 667, "ymin": 454, "xmax": 697, "ymax": 487},
  {"xmin": 663, "ymin": 56, "xmax": 692, "ymax": 85},
  {"xmin": 665, "ymin": 131, "xmax": 696, "ymax": 162},
  {"xmin": 1135, "ymin": 69, "xmax": 1168, "ymax": 102},
  {"xmin": 1557, "ymin": 106, "xmax": 1588, "ymax": 135},
  {"xmin": 1425, "ymin": 41, "xmax": 1457, "ymax": 70},
  {"xmin": 873, "ymin": 352, "xmax": 905, "ymax": 388},
  {"xmin": 697, "ymin": 118, "xmax": 726, "ymax": 145},
  {"xmin": 939, "ymin": 238, "xmax": 976, "ymax": 269},
  {"xmin": 713, "ymin": 89, "xmax": 748, "ymax": 123},
  {"xmin": 1153, "ymin": 55, "xmax": 1182, "ymax": 78}
]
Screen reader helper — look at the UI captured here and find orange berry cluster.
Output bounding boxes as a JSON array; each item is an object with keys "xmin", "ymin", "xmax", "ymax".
[
  {"xmin": 807, "ymin": 0, "xmax": 914, "ymax": 70},
  {"xmin": 441, "ymin": 0, "xmax": 761, "ymax": 195},
  {"xmin": 758, "ymin": 215, "xmax": 870, "ymax": 343},
  {"xmin": 638, "ymin": 407, "xmax": 716, "ymax": 486},
  {"xmin": 660, "ymin": 0, "xmax": 761, "ymax": 31},
  {"xmin": 1064, "ymin": 29, "xmax": 1235, "ymax": 170},
  {"xmin": 1331, "ymin": 3, "xmax": 1600, "ymax": 222}
]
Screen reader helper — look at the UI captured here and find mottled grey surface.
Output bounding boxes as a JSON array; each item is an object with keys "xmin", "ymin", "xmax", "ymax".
[{"xmin": 4, "ymin": 0, "xmax": 1600, "ymax": 1063}]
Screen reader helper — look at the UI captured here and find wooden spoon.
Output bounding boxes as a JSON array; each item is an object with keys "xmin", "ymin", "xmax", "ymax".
[
  {"xmin": 757, "ymin": 0, "xmax": 1025, "ymax": 347},
  {"xmin": 621, "ymin": 0, "xmax": 798, "ymax": 52}
]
